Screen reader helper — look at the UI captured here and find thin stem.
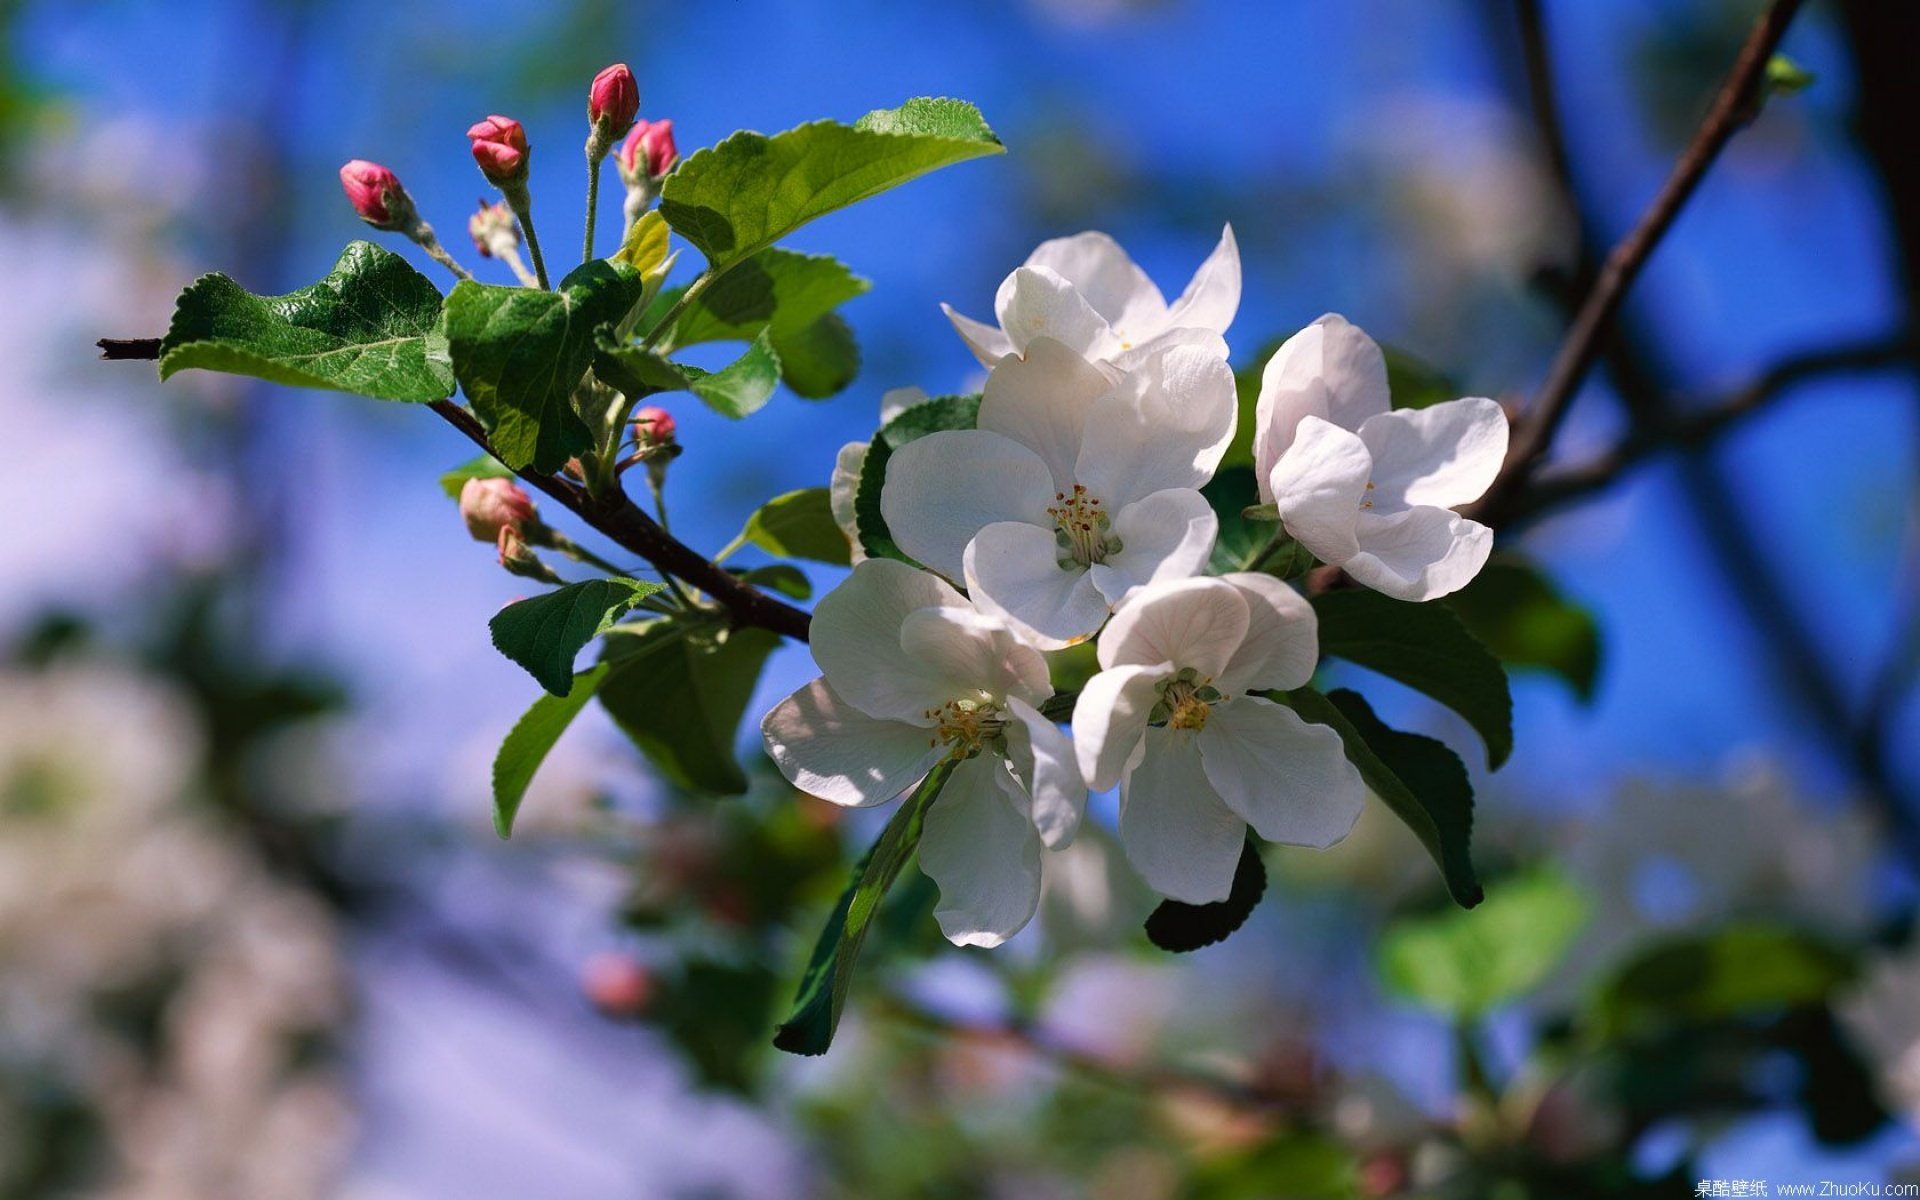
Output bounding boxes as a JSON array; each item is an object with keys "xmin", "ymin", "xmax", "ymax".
[
  {"xmin": 1481, "ymin": 0, "xmax": 1808, "ymax": 513},
  {"xmin": 503, "ymin": 182, "xmax": 551, "ymax": 290},
  {"xmin": 639, "ymin": 270, "xmax": 714, "ymax": 350},
  {"xmin": 501, "ymin": 245, "xmax": 541, "ymax": 289},
  {"xmin": 545, "ymin": 531, "xmax": 627, "ymax": 576},
  {"xmin": 583, "ymin": 155, "xmax": 604, "ymax": 264},
  {"xmin": 408, "ymin": 223, "xmax": 473, "ymax": 282}
]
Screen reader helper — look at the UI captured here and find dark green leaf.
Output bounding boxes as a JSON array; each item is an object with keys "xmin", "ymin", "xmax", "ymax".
[
  {"xmin": 1593, "ymin": 924, "xmax": 1856, "ymax": 1039},
  {"xmin": 730, "ymin": 488, "xmax": 851, "ymax": 566},
  {"xmin": 774, "ymin": 760, "xmax": 956, "ymax": 1056},
  {"xmin": 1203, "ymin": 466, "xmax": 1263, "ymax": 573},
  {"xmin": 445, "ymin": 259, "xmax": 646, "ymax": 471},
  {"xmin": 737, "ymin": 564, "xmax": 812, "ymax": 600},
  {"xmin": 1274, "ymin": 687, "xmax": 1482, "ymax": 907},
  {"xmin": 1313, "ymin": 588, "xmax": 1514, "ymax": 769},
  {"xmin": 596, "ymin": 330, "xmax": 783, "ymax": 419},
  {"xmin": 158, "ymin": 241, "xmax": 454, "ymax": 403},
  {"xmin": 489, "ymin": 578, "xmax": 665, "ymax": 696},
  {"xmin": 645, "ymin": 248, "xmax": 868, "ymax": 351},
  {"xmin": 1378, "ymin": 867, "xmax": 1590, "ymax": 1017},
  {"xmin": 1144, "ymin": 835, "xmax": 1267, "ymax": 952},
  {"xmin": 1383, "ymin": 343, "xmax": 1461, "ymax": 410},
  {"xmin": 596, "ymin": 617, "xmax": 779, "ymax": 795},
  {"xmin": 772, "ymin": 312, "xmax": 860, "ymax": 399},
  {"xmin": 659, "ymin": 98, "xmax": 1003, "ymax": 273},
  {"xmin": 1447, "ymin": 556, "xmax": 1601, "ymax": 701},
  {"xmin": 438, "ymin": 453, "xmax": 515, "ymax": 499},
  {"xmin": 852, "ymin": 393, "xmax": 981, "ymax": 562},
  {"xmin": 1187, "ymin": 1133, "xmax": 1358, "ymax": 1200},
  {"xmin": 491, "ymin": 664, "xmax": 608, "ymax": 838}
]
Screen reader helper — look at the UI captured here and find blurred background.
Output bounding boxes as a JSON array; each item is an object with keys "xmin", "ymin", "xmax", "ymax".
[{"xmin": 4, "ymin": 0, "xmax": 1918, "ymax": 1195}]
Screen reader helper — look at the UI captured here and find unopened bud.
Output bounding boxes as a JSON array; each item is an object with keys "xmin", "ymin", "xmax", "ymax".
[
  {"xmin": 339, "ymin": 160, "xmax": 413, "ymax": 231},
  {"xmin": 461, "ymin": 476, "xmax": 537, "ymax": 542},
  {"xmin": 497, "ymin": 524, "xmax": 560, "ymax": 584},
  {"xmin": 582, "ymin": 952, "xmax": 653, "ymax": 1018},
  {"xmin": 467, "ymin": 115, "xmax": 530, "ymax": 186},
  {"xmin": 633, "ymin": 405, "xmax": 677, "ymax": 447},
  {"xmin": 467, "ymin": 200, "xmax": 519, "ymax": 259},
  {"xmin": 588, "ymin": 64, "xmax": 640, "ymax": 140},
  {"xmin": 616, "ymin": 119, "xmax": 678, "ymax": 186}
]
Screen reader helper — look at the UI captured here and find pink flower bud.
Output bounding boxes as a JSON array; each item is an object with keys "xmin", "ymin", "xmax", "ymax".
[
  {"xmin": 467, "ymin": 115, "xmax": 529, "ymax": 185},
  {"xmin": 461, "ymin": 476, "xmax": 536, "ymax": 543},
  {"xmin": 467, "ymin": 199, "xmax": 517, "ymax": 258},
  {"xmin": 633, "ymin": 405, "xmax": 677, "ymax": 446},
  {"xmin": 588, "ymin": 64, "xmax": 640, "ymax": 135},
  {"xmin": 339, "ymin": 160, "xmax": 410, "ymax": 230},
  {"xmin": 582, "ymin": 952, "xmax": 653, "ymax": 1018},
  {"xmin": 617, "ymin": 119, "xmax": 678, "ymax": 185}
]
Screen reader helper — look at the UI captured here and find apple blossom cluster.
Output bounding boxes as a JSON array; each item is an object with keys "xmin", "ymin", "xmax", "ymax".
[{"xmin": 763, "ymin": 231, "xmax": 1510, "ymax": 946}]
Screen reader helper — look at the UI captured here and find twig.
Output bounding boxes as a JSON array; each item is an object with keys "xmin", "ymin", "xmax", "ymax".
[
  {"xmin": 1481, "ymin": 0, "xmax": 1808, "ymax": 514},
  {"xmin": 94, "ymin": 333, "xmax": 812, "ymax": 642},
  {"xmin": 1504, "ymin": 334, "xmax": 1917, "ymax": 523}
]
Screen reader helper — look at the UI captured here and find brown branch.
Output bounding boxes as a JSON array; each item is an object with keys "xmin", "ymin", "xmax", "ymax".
[
  {"xmin": 1503, "ymin": 334, "xmax": 1918, "ymax": 523},
  {"xmin": 1477, "ymin": 0, "xmax": 1808, "ymax": 517},
  {"xmin": 96, "ymin": 337, "xmax": 812, "ymax": 642}
]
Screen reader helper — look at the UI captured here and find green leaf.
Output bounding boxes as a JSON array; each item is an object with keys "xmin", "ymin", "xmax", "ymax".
[
  {"xmin": 1143, "ymin": 836, "xmax": 1267, "ymax": 952},
  {"xmin": 774, "ymin": 760, "xmax": 956, "ymax": 1056},
  {"xmin": 444, "ymin": 259, "xmax": 647, "ymax": 471},
  {"xmin": 852, "ymin": 393, "xmax": 982, "ymax": 562},
  {"xmin": 659, "ymin": 98, "xmax": 1003, "ymax": 273},
  {"xmin": 772, "ymin": 313, "xmax": 861, "ymax": 399},
  {"xmin": 488, "ymin": 578, "xmax": 665, "ymax": 696},
  {"xmin": 730, "ymin": 488, "xmax": 851, "ymax": 566},
  {"xmin": 596, "ymin": 330, "xmax": 783, "ymax": 419},
  {"xmin": 736, "ymin": 564, "xmax": 812, "ymax": 600},
  {"xmin": 1765, "ymin": 53, "xmax": 1817, "ymax": 97},
  {"xmin": 1382, "ymin": 343, "xmax": 1461, "ymax": 410},
  {"xmin": 1274, "ymin": 687, "xmax": 1482, "ymax": 907},
  {"xmin": 596, "ymin": 617, "xmax": 779, "ymax": 795},
  {"xmin": 1378, "ymin": 867, "xmax": 1591, "ymax": 1018},
  {"xmin": 1593, "ymin": 924, "xmax": 1855, "ymax": 1039},
  {"xmin": 646, "ymin": 248, "xmax": 868, "ymax": 350},
  {"xmin": 491, "ymin": 664, "xmax": 608, "ymax": 839},
  {"xmin": 1446, "ymin": 556, "xmax": 1601, "ymax": 702},
  {"xmin": 1203, "ymin": 466, "xmax": 1263, "ymax": 573},
  {"xmin": 1313, "ymin": 588, "xmax": 1514, "ymax": 769},
  {"xmin": 1187, "ymin": 1133, "xmax": 1358, "ymax": 1200},
  {"xmin": 613, "ymin": 207, "xmax": 673, "ymax": 275},
  {"xmin": 158, "ymin": 241, "xmax": 454, "ymax": 403},
  {"xmin": 438, "ymin": 453, "xmax": 515, "ymax": 499}
]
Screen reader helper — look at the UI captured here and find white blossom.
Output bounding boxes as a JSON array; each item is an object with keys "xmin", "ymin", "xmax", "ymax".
[
  {"xmin": 1254, "ymin": 314, "xmax": 1507, "ymax": 601},
  {"xmin": 943, "ymin": 226, "xmax": 1240, "ymax": 368},
  {"xmin": 1839, "ymin": 941, "xmax": 1920, "ymax": 1131},
  {"xmin": 1071, "ymin": 574, "xmax": 1365, "ymax": 904},
  {"xmin": 760, "ymin": 560, "xmax": 1082, "ymax": 947},
  {"xmin": 881, "ymin": 338, "xmax": 1235, "ymax": 648}
]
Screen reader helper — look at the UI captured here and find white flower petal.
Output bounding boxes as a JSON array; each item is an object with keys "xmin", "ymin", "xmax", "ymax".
[
  {"xmin": 1197, "ymin": 696, "xmax": 1365, "ymax": 848},
  {"xmin": 1270, "ymin": 415, "xmax": 1371, "ymax": 567},
  {"xmin": 881, "ymin": 430, "xmax": 1054, "ymax": 581},
  {"xmin": 1345, "ymin": 506, "xmax": 1494, "ymax": 601},
  {"xmin": 1023, "ymin": 230, "xmax": 1168, "ymax": 336},
  {"xmin": 919, "ymin": 754, "xmax": 1043, "ymax": 947},
  {"xmin": 828, "ymin": 441, "xmax": 868, "ymax": 564},
  {"xmin": 1089, "ymin": 488, "xmax": 1219, "ymax": 605},
  {"xmin": 897, "ymin": 606, "xmax": 1053, "ymax": 710},
  {"xmin": 978, "ymin": 336, "xmax": 1118, "ymax": 492},
  {"xmin": 1214, "ymin": 572, "xmax": 1319, "ymax": 694},
  {"xmin": 1077, "ymin": 346, "xmax": 1238, "ymax": 500},
  {"xmin": 1072, "ymin": 662, "xmax": 1171, "ymax": 792},
  {"xmin": 1006, "ymin": 695, "xmax": 1084, "ymax": 849},
  {"xmin": 1162, "ymin": 223, "xmax": 1241, "ymax": 336},
  {"xmin": 1357, "ymin": 397, "xmax": 1509, "ymax": 510},
  {"xmin": 1096, "ymin": 575, "xmax": 1249, "ymax": 678},
  {"xmin": 995, "ymin": 265, "xmax": 1117, "ymax": 359},
  {"xmin": 812, "ymin": 559, "xmax": 969, "ymax": 720},
  {"xmin": 965, "ymin": 520, "xmax": 1112, "ymax": 649},
  {"xmin": 1253, "ymin": 314, "xmax": 1390, "ymax": 501},
  {"xmin": 1119, "ymin": 727, "xmax": 1248, "ymax": 904},
  {"xmin": 941, "ymin": 303, "xmax": 1015, "ymax": 367},
  {"xmin": 761, "ymin": 678, "xmax": 945, "ymax": 807}
]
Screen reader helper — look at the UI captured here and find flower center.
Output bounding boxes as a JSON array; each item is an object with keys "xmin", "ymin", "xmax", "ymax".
[
  {"xmin": 1048, "ymin": 483, "xmax": 1123, "ymax": 569},
  {"xmin": 925, "ymin": 695, "xmax": 1007, "ymax": 759},
  {"xmin": 1150, "ymin": 669, "xmax": 1224, "ymax": 732}
]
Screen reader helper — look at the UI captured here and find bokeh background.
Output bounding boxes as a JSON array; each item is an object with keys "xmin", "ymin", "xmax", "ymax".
[{"xmin": 4, "ymin": 0, "xmax": 1918, "ymax": 1195}]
